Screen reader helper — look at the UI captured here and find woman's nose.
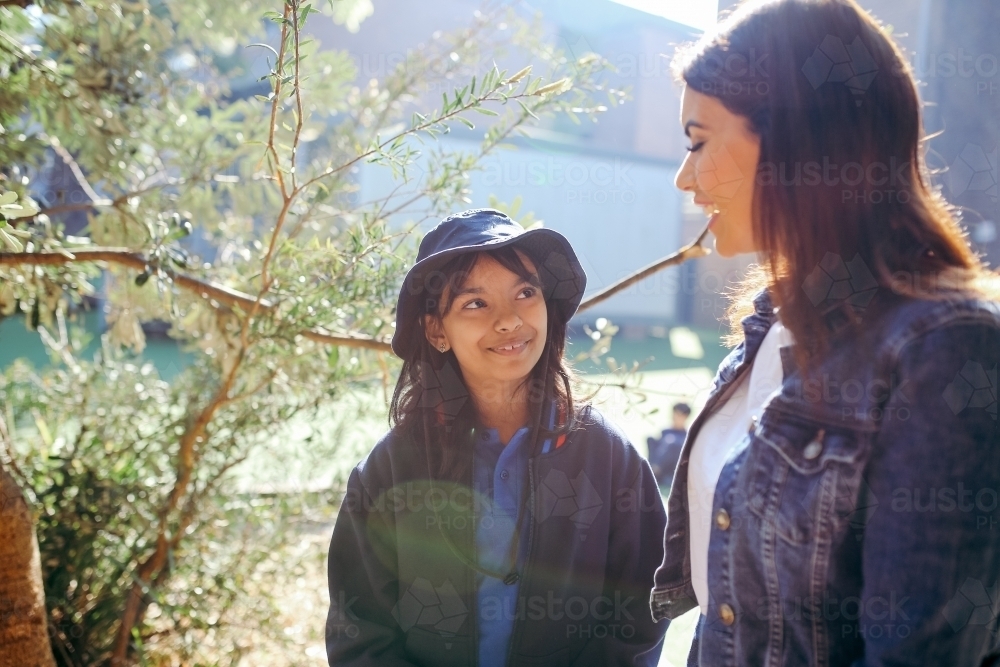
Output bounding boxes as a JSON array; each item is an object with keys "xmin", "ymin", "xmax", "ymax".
[{"xmin": 675, "ymin": 153, "xmax": 696, "ymax": 192}]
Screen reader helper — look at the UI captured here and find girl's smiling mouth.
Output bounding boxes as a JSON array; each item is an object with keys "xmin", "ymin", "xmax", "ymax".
[{"xmin": 490, "ymin": 339, "xmax": 531, "ymax": 355}]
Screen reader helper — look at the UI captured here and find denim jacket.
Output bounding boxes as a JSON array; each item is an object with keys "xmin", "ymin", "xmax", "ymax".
[{"xmin": 649, "ymin": 286, "xmax": 1000, "ymax": 666}]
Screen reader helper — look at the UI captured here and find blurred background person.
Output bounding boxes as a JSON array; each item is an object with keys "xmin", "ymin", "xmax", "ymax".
[{"xmin": 646, "ymin": 402, "xmax": 691, "ymax": 489}]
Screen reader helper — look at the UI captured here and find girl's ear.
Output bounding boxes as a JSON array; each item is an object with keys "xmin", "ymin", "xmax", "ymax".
[{"xmin": 424, "ymin": 315, "xmax": 448, "ymax": 352}]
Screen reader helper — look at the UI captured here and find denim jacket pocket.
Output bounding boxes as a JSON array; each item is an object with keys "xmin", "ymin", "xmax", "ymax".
[{"xmin": 741, "ymin": 414, "xmax": 869, "ymax": 546}]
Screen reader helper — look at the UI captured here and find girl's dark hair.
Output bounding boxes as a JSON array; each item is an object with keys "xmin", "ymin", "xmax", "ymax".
[
  {"xmin": 673, "ymin": 0, "xmax": 1000, "ymax": 375},
  {"xmin": 389, "ymin": 244, "xmax": 576, "ymax": 482}
]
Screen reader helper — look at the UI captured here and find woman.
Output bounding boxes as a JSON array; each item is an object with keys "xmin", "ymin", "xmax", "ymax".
[
  {"xmin": 649, "ymin": 0, "xmax": 1000, "ymax": 665},
  {"xmin": 327, "ymin": 209, "xmax": 667, "ymax": 666}
]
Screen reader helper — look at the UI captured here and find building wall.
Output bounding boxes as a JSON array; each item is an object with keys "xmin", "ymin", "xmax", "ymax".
[
  {"xmin": 917, "ymin": 0, "xmax": 999, "ymax": 265},
  {"xmin": 358, "ymin": 137, "xmax": 684, "ymax": 321},
  {"xmin": 311, "ymin": 0, "xmax": 701, "ymax": 323}
]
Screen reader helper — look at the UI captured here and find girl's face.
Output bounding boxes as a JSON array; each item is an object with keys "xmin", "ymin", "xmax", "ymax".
[
  {"xmin": 424, "ymin": 250, "xmax": 547, "ymax": 401},
  {"xmin": 675, "ymin": 86, "xmax": 762, "ymax": 257}
]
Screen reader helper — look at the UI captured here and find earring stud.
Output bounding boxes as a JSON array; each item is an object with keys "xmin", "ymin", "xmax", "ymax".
[{"xmin": 439, "ymin": 344, "xmax": 447, "ymax": 352}]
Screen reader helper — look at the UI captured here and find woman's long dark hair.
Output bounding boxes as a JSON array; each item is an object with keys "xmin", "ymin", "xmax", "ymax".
[
  {"xmin": 389, "ymin": 245, "xmax": 576, "ymax": 483},
  {"xmin": 673, "ymin": 0, "xmax": 1000, "ymax": 375}
]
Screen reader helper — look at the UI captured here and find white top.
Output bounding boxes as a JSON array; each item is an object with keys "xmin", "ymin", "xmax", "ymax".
[{"xmin": 688, "ymin": 318, "xmax": 794, "ymax": 614}]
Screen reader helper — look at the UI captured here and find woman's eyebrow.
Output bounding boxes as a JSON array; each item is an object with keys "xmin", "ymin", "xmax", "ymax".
[{"xmin": 684, "ymin": 120, "xmax": 707, "ymax": 137}]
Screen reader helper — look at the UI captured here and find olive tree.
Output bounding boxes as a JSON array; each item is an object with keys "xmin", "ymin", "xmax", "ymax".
[{"xmin": 0, "ymin": 0, "xmax": 624, "ymax": 663}]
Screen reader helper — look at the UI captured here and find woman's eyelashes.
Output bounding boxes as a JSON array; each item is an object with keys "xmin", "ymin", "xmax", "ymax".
[{"xmin": 685, "ymin": 140, "xmax": 705, "ymax": 153}]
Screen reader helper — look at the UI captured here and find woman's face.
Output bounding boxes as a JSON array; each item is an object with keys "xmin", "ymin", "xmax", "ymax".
[
  {"xmin": 424, "ymin": 250, "xmax": 547, "ymax": 403},
  {"xmin": 675, "ymin": 86, "xmax": 762, "ymax": 257}
]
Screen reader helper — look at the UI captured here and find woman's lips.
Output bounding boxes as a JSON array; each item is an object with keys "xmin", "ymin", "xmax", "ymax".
[{"xmin": 697, "ymin": 203, "xmax": 721, "ymax": 230}]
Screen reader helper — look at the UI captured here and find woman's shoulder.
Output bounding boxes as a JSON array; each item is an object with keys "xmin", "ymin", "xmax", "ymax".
[{"xmin": 876, "ymin": 290, "xmax": 1000, "ymax": 358}]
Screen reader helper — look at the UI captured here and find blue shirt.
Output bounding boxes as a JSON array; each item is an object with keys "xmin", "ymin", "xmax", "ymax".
[{"xmin": 472, "ymin": 426, "xmax": 532, "ymax": 667}]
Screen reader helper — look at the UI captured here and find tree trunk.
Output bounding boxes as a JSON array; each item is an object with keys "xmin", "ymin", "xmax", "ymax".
[{"xmin": 0, "ymin": 463, "xmax": 56, "ymax": 667}]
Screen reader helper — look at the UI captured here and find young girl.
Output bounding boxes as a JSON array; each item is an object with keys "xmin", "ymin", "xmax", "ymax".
[
  {"xmin": 326, "ymin": 208, "xmax": 668, "ymax": 666},
  {"xmin": 649, "ymin": 1, "xmax": 1000, "ymax": 665}
]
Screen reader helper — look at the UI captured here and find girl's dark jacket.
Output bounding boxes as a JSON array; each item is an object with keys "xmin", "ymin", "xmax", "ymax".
[{"xmin": 326, "ymin": 405, "xmax": 668, "ymax": 666}]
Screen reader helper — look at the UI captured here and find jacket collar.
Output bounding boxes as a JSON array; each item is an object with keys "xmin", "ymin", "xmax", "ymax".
[
  {"xmin": 741, "ymin": 287, "xmax": 780, "ymax": 362},
  {"xmin": 752, "ymin": 285, "xmax": 776, "ymax": 317}
]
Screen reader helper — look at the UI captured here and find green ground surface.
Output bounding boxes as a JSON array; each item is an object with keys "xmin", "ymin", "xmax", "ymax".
[
  {"xmin": 568, "ymin": 325, "xmax": 731, "ymax": 375},
  {"xmin": 0, "ymin": 310, "xmax": 195, "ymax": 381}
]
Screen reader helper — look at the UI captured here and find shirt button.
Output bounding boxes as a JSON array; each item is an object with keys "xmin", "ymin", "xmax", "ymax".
[
  {"xmin": 500, "ymin": 469, "xmax": 509, "ymax": 480},
  {"xmin": 715, "ymin": 509, "xmax": 731, "ymax": 531},
  {"xmin": 719, "ymin": 603, "xmax": 736, "ymax": 626}
]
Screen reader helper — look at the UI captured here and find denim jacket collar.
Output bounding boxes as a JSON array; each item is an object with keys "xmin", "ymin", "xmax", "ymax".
[
  {"xmin": 713, "ymin": 288, "xmax": 779, "ymax": 390},
  {"xmin": 746, "ymin": 287, "xmax": 779, "ymax": 345}
]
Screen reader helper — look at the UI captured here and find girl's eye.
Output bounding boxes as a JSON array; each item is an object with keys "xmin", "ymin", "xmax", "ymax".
[
  {"xmin": 685, "ymin": 141, "xmax": 705, "ymax": 153},
  {"xmin": 517, "ymin": 287, "xmax": 537, "ymax": 299},
  {"xmin": 463, "ymin": 299, "xmax": 486, "ymax": 310}
]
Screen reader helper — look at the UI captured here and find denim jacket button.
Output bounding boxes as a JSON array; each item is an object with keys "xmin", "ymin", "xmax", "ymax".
[
  {"xmin": 748, "ymin": 415, "xmax": 758, "ymax": 435},
  {"xmin": 715, "ymin": 509, "xmax": 731, "ymax": 531},
  {"xmin": 803, "ymin": 429, "xmax": 826, "ymax": 460},
  {"xmin": 719, "ymin": 603, "xmax": 736, "ymax": 626}
]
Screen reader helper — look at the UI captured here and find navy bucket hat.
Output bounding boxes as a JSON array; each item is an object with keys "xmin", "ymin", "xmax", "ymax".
[{"xmin": 390, "ymin": 208, "xmax": 587, "ymax": 359}]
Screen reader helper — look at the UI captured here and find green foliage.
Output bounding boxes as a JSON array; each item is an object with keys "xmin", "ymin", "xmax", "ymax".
[
  {"xmin": 487, "ymin": 194, "xmax": 543, "ymax": 229},
  {"xmin": 3, "ymin": 351, "xmax": 366, "ymax": 664},
  {"xmin": 0, "ymin": 0, "xmax": 623, "ymax": 663}
]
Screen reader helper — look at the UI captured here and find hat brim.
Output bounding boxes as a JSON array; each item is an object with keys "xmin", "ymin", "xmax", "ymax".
[{"xmin": 390, "ymin": 228, "xmax": 587, "ymax": 359}]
